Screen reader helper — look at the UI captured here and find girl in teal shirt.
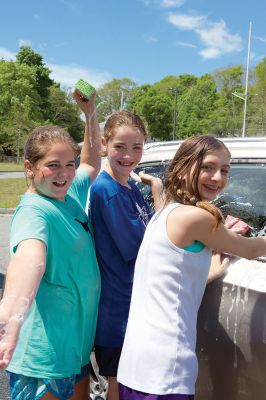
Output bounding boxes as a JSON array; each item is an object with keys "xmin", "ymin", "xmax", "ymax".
[{"xmin": 0, "ymin": 90, "xmax": 101, "ymax": 400}]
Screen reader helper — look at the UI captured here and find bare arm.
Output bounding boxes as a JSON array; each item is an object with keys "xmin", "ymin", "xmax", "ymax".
[
  {"xmin": 167, "ymin": 206, "xmax": 266, "ymax": 260},
  {"xmin": 0, "ymin": 239, "xmax": 46, "ymax": 368},
  {"xmin": 207, "ymin": 252, "xmax": 230, "ymax": 284},
  {"xmin": 73, "ymin": 90, "xmax": 101, "ymax": 183},
  {"xmin": 207, "ymin": 216, "xmax": 249, "ymax": 283}
]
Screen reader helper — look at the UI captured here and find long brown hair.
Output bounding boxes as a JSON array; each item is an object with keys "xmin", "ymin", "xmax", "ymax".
[{"xmin": 164, "ymin": 135, "xmax": 231, "ymax": 229}]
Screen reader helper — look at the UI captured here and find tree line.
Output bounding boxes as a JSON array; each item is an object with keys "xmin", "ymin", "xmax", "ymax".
[{"xmin": 1, "ymin": 46, "xmax": 266, "ymax": 156}]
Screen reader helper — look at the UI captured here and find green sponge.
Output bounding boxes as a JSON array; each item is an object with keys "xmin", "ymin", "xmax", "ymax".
[{"xmin": 75, "ymin": 79, "xmax": 101, "ymax": 106}]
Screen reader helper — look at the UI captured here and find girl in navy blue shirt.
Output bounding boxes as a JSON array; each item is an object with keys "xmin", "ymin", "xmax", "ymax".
[{"xmin": 90, "ymin": 110, "xmax": 163, "ymax": 400}]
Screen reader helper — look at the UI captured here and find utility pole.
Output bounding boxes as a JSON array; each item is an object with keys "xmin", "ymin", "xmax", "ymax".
[
  {"xmin": 232, "ymin": 22, "xmax": 252, "ymax": 137},
  {"xmin": 172, "ymin": 87, "xmax": 178, "ymax": 140},
  {"xmin": 120, "ymin": 89, "xmax": 125, "ymax": 111},
  {"xmin": 242, "ymin": 21, "xmax": 252, "ymax": 137}
]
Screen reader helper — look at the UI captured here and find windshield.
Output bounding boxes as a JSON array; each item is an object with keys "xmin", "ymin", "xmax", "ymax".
[{"xmin": 134, "ymin": 163, "xmax": 266, "ymax": 237}]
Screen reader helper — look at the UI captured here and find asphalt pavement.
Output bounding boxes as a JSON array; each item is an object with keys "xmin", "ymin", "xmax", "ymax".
[
  {"xmin": 0, "ymin": 215, "xmax": 11, "ymax": 399},
  {"xmin": 0, "ymin": 215, "xmax": 11, "ymax": 275},
  {"xmin": 0, "ymin": 172, "xmax": 24, "ymax": 179}
]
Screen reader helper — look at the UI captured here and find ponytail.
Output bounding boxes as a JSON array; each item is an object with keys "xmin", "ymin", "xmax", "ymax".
[{"xmin": 196, "ymin": 201, "xmax": 224, "ymax": 231}]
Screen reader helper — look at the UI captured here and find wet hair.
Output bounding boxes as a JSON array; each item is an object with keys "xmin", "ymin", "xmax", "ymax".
[
  {"xmin": 24, "ymin": 125, "xmax": 79, "ymax": 166},
  {"xmin": 103, "ymin": 110, "xmax": 148, "ymax": 144},
  {"xmin": 164, "ymin": 135, "xmax": 231, "ymax": 229}
]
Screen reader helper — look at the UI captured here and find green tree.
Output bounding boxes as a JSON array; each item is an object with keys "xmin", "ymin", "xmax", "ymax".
[
  {"xmin": 16, "ymin": 46, "xmax": 54, "ymax": 104},
  {"xmin": 97, "ymin": 78, "xmax": 137, "ymax": 122},
  {"xmin": 0, "ymin": 50, "xmax": 84, "ymax": 155},
  {"xmin": 128, "ymin": 85, "xmax": 173, "ymax": 140},
  {"xmin": 45, "ymin": 86, "xmax": 84, "ymax": 142},
  {"xmin": 249, "ymin": 58, "xmax": 266, "ymax": 135},
  {"xmin": 4, "ymin": 96, "xmax": 35, "ymax": 158},
  {"xmin": 0, "ymin": 60, "xmax": 42, "ymax": 155},
  {"xmin": 175, "ymin": 75, "xmax": 218, "ymax": 138},
  {"xmin": 211, "ymin": 66, "xmax": 244, "ymax": 136}
]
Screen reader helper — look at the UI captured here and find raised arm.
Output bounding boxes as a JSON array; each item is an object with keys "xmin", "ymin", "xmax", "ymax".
[
  {"xmin": 0, "ymin": 239, "xmax": 46, "ymax": 368},
  {"xmin": 73, "ymin": 90, "xmax": 101, "ymax": 183}
]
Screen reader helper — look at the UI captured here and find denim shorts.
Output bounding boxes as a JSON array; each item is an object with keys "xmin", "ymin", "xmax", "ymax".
[{"xmin": 8, "ymin": 364, "xmax": 90, "ymax": 400}]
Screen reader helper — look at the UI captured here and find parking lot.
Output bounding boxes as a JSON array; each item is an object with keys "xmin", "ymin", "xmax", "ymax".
[{"xmin": 0, "ymin": 215, "xmax": 11, "ymax": 399}]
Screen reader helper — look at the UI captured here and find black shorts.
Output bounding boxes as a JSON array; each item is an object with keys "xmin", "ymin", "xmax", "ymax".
[{"xmin": 94, "ymin": 345, "xmax": 122, "ymax": 377}]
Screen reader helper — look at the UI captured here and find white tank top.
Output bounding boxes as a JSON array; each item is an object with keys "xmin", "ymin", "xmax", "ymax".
[{"xmin": 117, "ymin": 203, "xmax": 211, "ymax": 395}]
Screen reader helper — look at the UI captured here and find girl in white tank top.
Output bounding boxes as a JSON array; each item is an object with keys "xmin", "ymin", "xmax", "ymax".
[{"xmin": 118, "ymin": 135, "xmax": 266, "ymax": 400}]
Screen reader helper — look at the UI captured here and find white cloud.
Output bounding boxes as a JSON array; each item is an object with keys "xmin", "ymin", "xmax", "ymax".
[
  {"xmin": 0, "ymin": 46, "xmax": 111, "ymax": 89},
  {"xmin": 143, "ymin": 0, "xmax": 184, "ymax": 7},
  {"xmin": 167, "ymin": 12, "xmax": 242, "ymax": 59},
  {"xmin": 256, "ymin": 36, "xmax": 266, "ymax": 43},
  {"xmin": 0, "ymin": 48, "xmax": 16, "ymax": 60},
  {"xmin": 48, "ymin": 63, "xmax": 112, "ymax": 89},
  {"xmin": 174, "ymin": 41, "xmax": 197, "ymax": 48},
  {"xmin": 147, "ymin": 35, "xmax": 158, "ymax": 42},
  {"xmin": 19, "ymin": 39, "xmax": 32, "ymax": 48},
  {"xmin": 197, "ymin": 20, "xmax": 242, "ymax": 59},
  {"xmin": 167, "ymin": 13, "xmax": 205, "ymax": 30},
  {"xmin": 199, "ymin": 47, "xmax": 220, "ymax": 59},
  {"xmin": 161, "ymin": 0, "xmax": 184, "ymax": 8}
]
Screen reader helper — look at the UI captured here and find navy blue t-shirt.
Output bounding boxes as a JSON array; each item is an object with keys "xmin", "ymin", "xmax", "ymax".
[{"xmin": 89, "ymin": 170, "xmax": 153, "ymax": 346}]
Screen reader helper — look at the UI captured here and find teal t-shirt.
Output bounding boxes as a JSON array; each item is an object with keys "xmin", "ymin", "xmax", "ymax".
[{"xmin": 7, "ymin": 168, "xmax": 101, "ymax": 379}]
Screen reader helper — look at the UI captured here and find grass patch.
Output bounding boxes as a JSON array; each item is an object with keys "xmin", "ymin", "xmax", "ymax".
[
  {"xmin": 0, "ymin": 178, "xmax": 27, "ymax": 208},
  {"xmin": 0, "ymin": 162, "xmax": 24, "ymax": 172}
]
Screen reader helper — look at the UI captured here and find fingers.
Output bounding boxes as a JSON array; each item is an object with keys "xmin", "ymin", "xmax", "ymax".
[
  {"xmin": 139, "ymin": 172, "xmax": 152, "ymax": 183},
  {"xmin": 208, "ymin": 252, "xmax": 230, "ymax": 283},
  {"xmin": 222, "ymin": 256, "xmax": 230, "ymax": 269},
  {"xmin": 129, "ymin": 171, "xmax": 142, "ymax": 182},
  {"xmin": 139, "ymin": 172, "xmax": 163, "ymax": 187},
  {"xmin": 0, "ymin": 342, "xmax": 15, "ymax": 369},
  {"xmin": 72, "ymin": 89, "xmax": 84, "ymax": 102},
  {"xmin": 129, "ymin": 171, "xmax": 151, "ymax": 184},
  {"xmin": 230, "ymin": 226, "xmax": 249, "ymax": 235},
  {"xmin": 225, "ymin": 215, "xmax": 249, "ymax": 235},
  {"xmin": 72, "ymin": 89, "xmax": 96, "ymax": 115},
  {"xmin": 225, "ymin": 217, "xmax": 239, "ymax": 229}
]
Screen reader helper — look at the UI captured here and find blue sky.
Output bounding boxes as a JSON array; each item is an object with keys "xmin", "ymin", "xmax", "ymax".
[{"xmin": 1, "ymin": 0, "xmax": 265, "ymax": 90}]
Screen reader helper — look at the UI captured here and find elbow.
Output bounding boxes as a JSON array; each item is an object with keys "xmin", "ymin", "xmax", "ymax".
[{"xmin": 245, "ymin": 248, "xmax": 261, "ymax": 260}]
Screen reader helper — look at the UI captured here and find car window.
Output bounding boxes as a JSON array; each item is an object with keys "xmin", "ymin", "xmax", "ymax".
[{"xmin": 134, "ymin": 162, "xmax": 266, "ymax": 238}]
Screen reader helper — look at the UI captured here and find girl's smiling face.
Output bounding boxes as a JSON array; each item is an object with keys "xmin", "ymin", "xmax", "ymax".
[
  {"xmin": 25, "ymin": 142, "xmax": 76, "ymax": 201},
  {"xmin": 105, "ymin": 125, "xmax": 145, "ymax": 185},
  {"xmin": 197, "ymin": 149, "xmax": 230, "ymax": 201}
]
